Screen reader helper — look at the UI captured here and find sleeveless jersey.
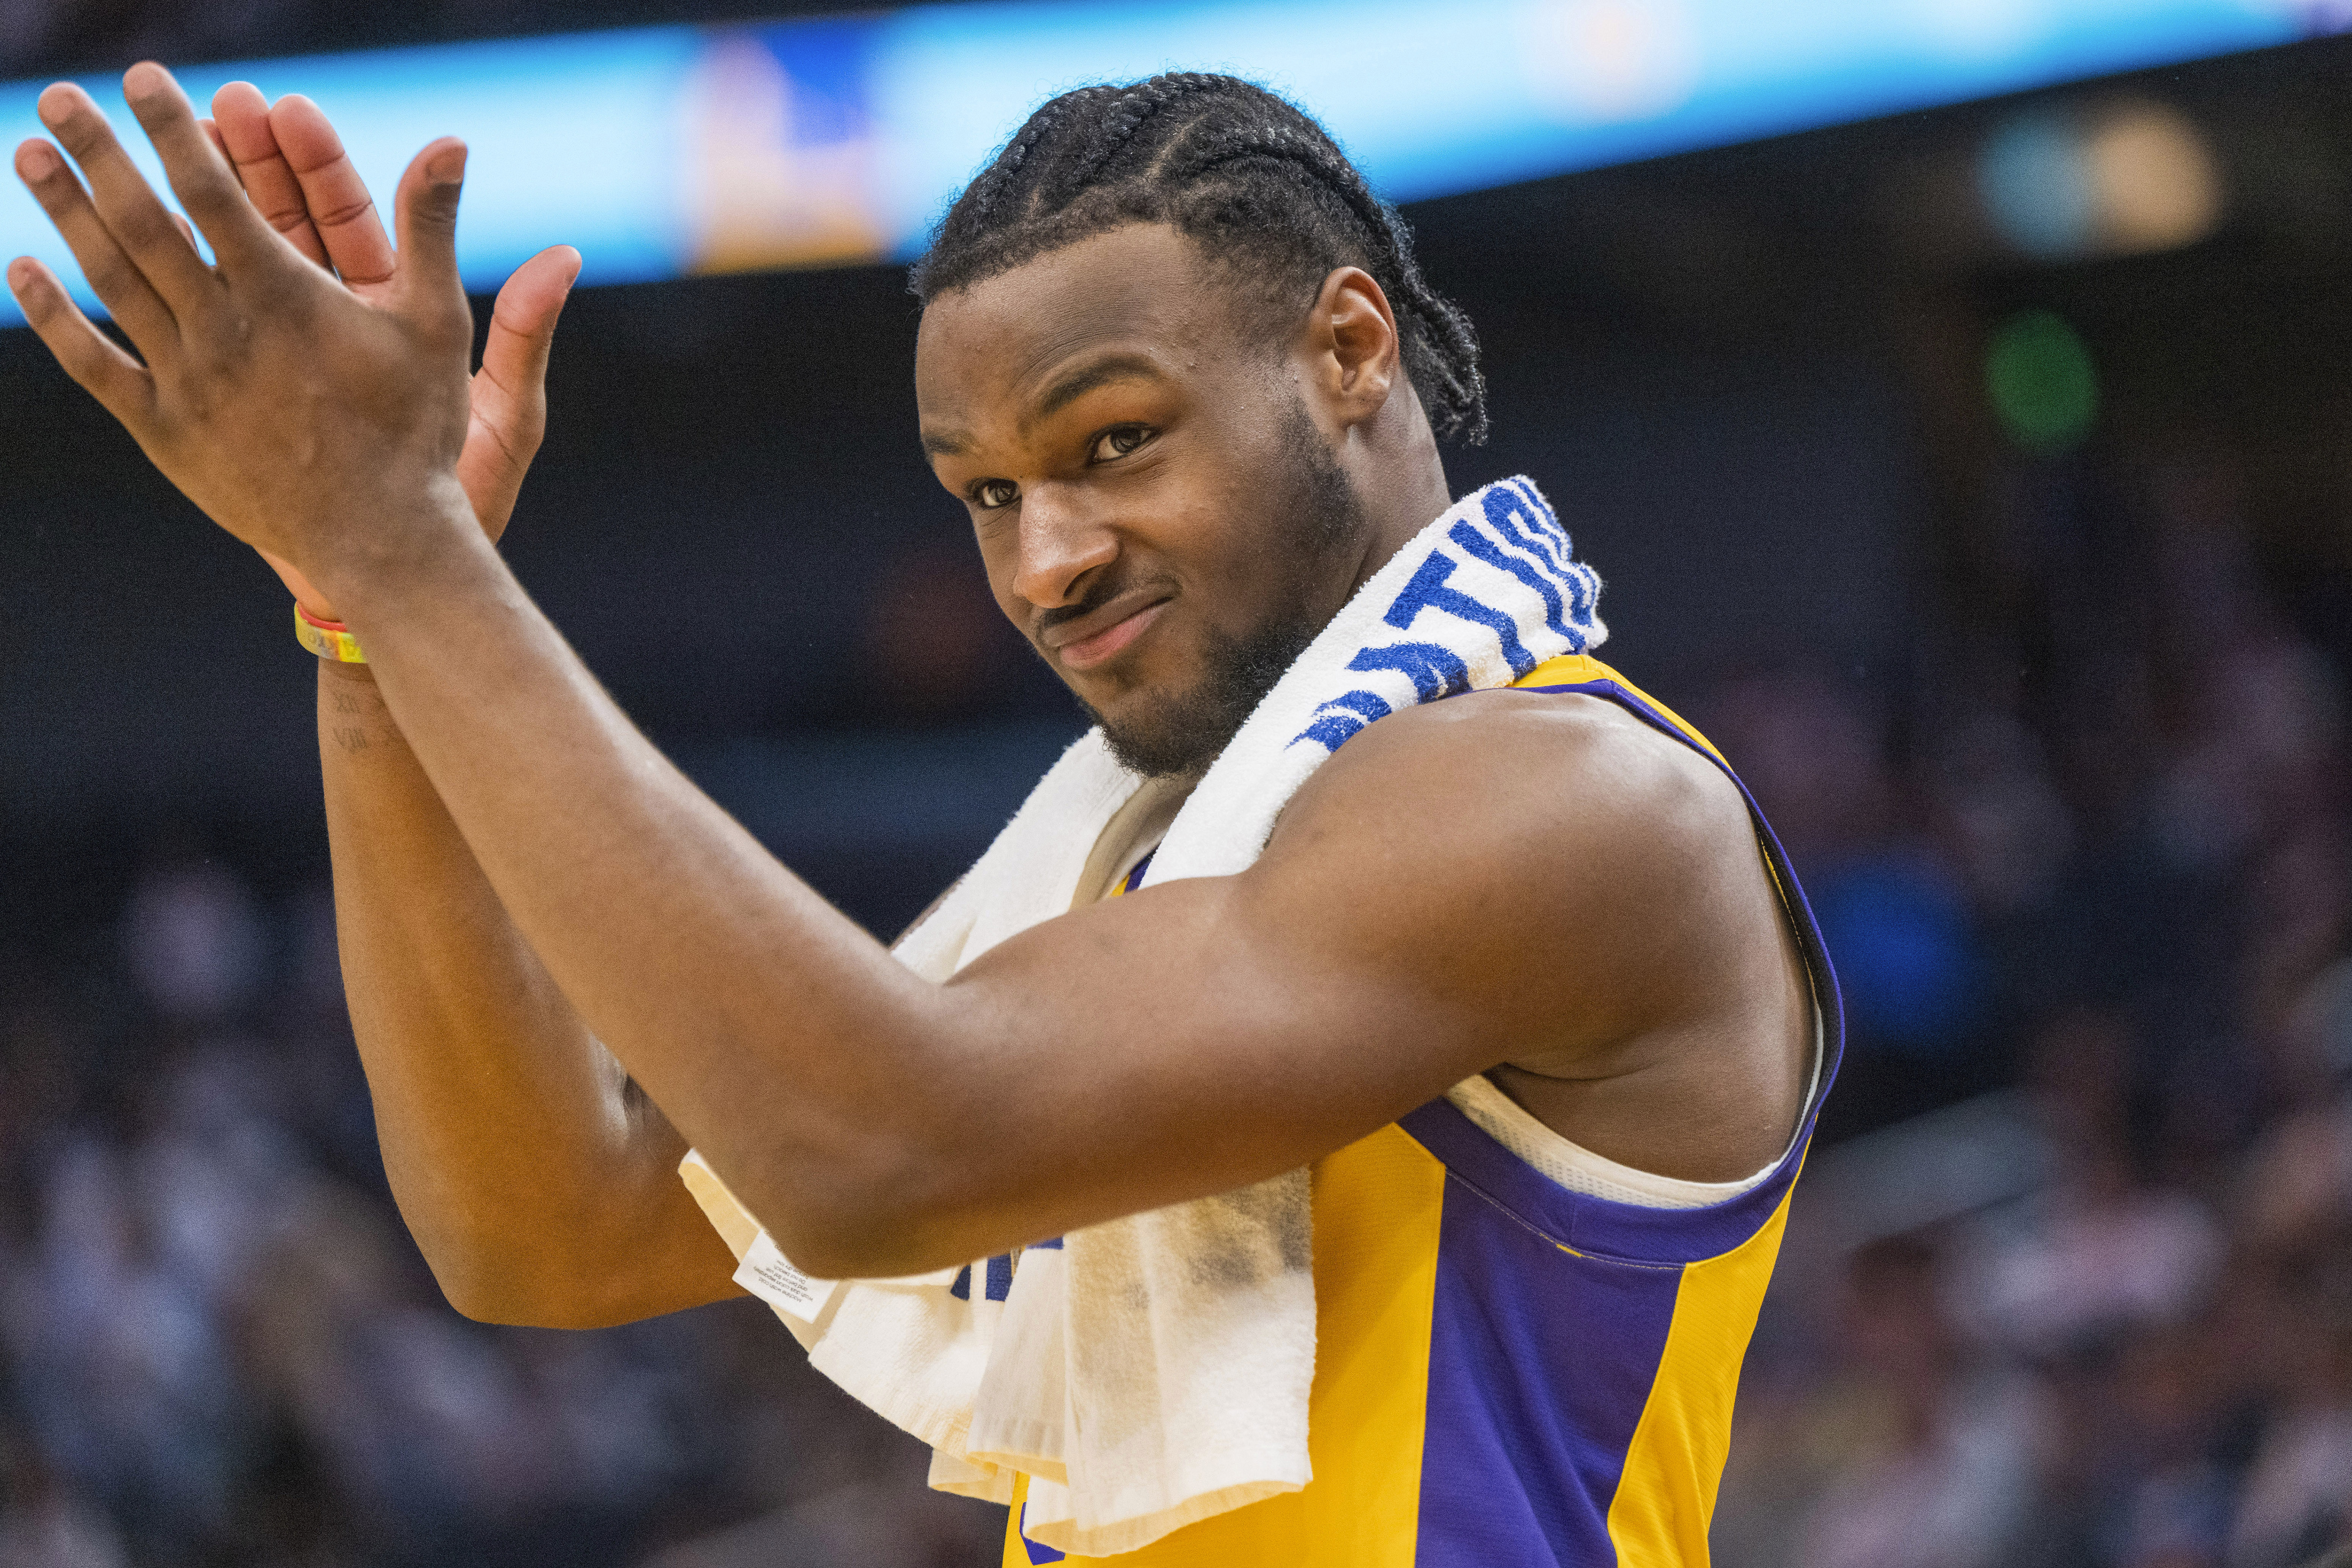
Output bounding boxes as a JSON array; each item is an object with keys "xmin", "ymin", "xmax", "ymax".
[{"xmin": 1004, "ymin": 654, "xmax": 1844, "ymax": 1567}]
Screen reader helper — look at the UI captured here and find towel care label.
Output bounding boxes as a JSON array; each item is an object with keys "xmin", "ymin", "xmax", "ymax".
[{"xmin": 734, "ymin": 1231, "xmax": 840, "ymax": 1325}]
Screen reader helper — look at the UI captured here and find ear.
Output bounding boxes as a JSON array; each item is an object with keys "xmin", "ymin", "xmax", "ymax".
[{"xmin": 1300, "ymin": 266, "xmax": 1402, "ymax": 432}]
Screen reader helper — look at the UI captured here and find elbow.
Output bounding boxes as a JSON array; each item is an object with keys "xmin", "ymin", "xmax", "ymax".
[
  {"xmin": 770, "ymin": 1223, "xmax": 953, "ymax": 1285},
  {"xmin": 711, "ymin": 1067, "xmax": 979, "ymax": 1281},
  {"xmin": 435, "ymin": 1267, "xmax": 673, "ymax": 1331},
  {"xmin": 439, "ymin": 1280, "xmax": 558, "ymax": 1328},
  {"xmin": 430, "ymin": 1258, "xmax": 607, "ymax": 1330},
  {"xmin": 767, "ymin": 1213, "xmax": 921, "ymax": 1284},
  {"xmin": 417, "ymin": 1232, "xmax": 683, "ymax": 1331},
  {"xmin": 744, "ymin": 1151, "xmax": 963, "ymax": 1284}
]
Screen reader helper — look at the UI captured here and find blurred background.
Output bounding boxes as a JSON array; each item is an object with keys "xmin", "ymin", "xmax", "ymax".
[{"xmin": 2, "ymin": 0, "xmax": 2351, "ymax": 1563}]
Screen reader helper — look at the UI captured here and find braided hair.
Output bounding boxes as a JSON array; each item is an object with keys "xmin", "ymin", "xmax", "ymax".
[{"xmin": 911, "ymin": 74, "xmax": 1489, "ymax": 445}]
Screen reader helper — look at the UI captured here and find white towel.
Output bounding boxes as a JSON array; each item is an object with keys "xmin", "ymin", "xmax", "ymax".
[{"xmin": 679, "ymin": 475, "xmax": 1604, "ymax": 1555}]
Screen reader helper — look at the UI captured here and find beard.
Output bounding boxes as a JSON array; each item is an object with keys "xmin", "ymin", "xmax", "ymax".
[{"xmin": 1082, "ymin": 405, "xmax": 1369, "ymax": 779}]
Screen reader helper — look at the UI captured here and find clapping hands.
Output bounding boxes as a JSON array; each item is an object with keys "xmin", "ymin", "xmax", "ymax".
[{"xmin": 9, "ymin": 63, "xmax": 579, "ymax": 622}]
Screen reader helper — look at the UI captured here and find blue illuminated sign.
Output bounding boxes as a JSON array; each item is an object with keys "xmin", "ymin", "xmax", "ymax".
[{"xmin": 0, "ymin": 0, "xmax": 2337, "ymax": 324}]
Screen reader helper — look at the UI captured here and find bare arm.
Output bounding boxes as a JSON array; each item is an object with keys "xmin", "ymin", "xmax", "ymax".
[
  {"xmin": 321, "ymin": 661, "xmax": 740, "ymax": 1325},
  {"xmin": 204, "ymin": 88, "xmax": 737, "ymax": 1324},
  {"xmin": 331, "ymin": 559, "xmax": 1797, "ymax": 1282},
  {"xmin": 10, "ymin": 67, "xmax": 1805, "ymax": 1299}
]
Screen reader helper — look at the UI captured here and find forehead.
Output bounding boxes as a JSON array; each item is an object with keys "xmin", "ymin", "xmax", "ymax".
[{"xmin": 914, "ymin": 224, "xmax": 1245, "ymax": 428}]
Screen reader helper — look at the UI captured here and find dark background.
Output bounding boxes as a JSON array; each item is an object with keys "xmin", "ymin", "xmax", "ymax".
[{"xmin": 1, "ymin": 6, "xmax": 2349, "ymax": 1566}]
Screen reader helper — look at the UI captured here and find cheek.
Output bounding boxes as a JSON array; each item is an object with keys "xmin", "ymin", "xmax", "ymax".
[
  {"xmin": 1167, "ymin": 456, "xmax": 1292, "ymax": 594},
  {"xmin": 1143, "ymin": 425, "xmax": 1274, "ymax": 558}
]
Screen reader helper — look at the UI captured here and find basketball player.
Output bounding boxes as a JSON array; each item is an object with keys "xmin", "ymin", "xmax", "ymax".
[{"xmin": 9, "ymin": 64, "xmax": 1836, "ymax": 1564}]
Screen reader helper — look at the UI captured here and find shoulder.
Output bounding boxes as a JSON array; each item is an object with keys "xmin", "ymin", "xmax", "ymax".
[
  {"xmin": 1266, "ymin": 684, "xmax": 1751, "ymax": 889},
  {"xmin": 1247, "ymin": 685, "xmax": 1767, "ymax": 1052}
]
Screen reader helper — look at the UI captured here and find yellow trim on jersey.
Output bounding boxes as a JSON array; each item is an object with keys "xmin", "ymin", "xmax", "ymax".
[
  {"xmin": 1604, "ymin": 1185, "xmax": 1796, "ymax": 1565},
  {"xmin": 1513, "ymin": 653, "xmax": 1730, "ymax": 766}
]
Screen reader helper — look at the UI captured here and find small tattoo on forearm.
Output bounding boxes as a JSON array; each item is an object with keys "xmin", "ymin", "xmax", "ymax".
[{"xmin": 332, "ymin": 725, "xmax": 370, "ymax": 754}]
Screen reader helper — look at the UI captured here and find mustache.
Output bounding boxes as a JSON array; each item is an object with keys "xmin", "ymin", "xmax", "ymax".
[{"xmin": 1031, "ymin": 570, "xmax": 1167, "ymax": 638}]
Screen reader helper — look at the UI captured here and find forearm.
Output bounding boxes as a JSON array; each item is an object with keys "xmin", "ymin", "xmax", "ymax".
[
  {"xmin": 320, "ymin": 657, "xmax": 739, "ymax": 1324},
  {"xmin": 311, "ymin": 523, "xmax": 1584, "ymax": 1285},
  {"xmin": 326, "ymin": 526, "xmax": 949, "ymax": 1275}
]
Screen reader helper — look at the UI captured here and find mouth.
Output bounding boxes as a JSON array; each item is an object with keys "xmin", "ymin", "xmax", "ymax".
[{"xmin": 1043, "ymin": 594, "xmax": 1171, "ymax": 673}]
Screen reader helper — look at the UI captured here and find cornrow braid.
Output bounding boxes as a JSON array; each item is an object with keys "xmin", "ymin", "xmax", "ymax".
[
  {"xmin": 912, "ymin": 73, "xmax": 1488, "ymax": 445},
  {"xmin": 961, "ymin": 83, "xmax": 1121, "ymax": 228},
  {"xmin": 1049, "ymin": 71, "xmax": 1228, "ymax": 200},
  {"xmin": 1162, "ymin": 120, "xmax": 1487, "ymax": 445}
]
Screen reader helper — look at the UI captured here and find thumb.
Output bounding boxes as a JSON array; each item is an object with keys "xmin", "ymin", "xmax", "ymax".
[
  {"xmin": 480, "ymin": 244, "xmax": 581, "ymax": 403},
  {"xmin": 454, "ymin": 245, "xmax": 580, "ymax": 538},
  {"xmin": 393, "ymin": 136, "xmax": 470, "ymax": 339}
]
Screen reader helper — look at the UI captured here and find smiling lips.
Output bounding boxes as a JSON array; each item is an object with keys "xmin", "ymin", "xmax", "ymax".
[{"xmin": 1049, "ymin": 597, "xmax": 1170, "ymax": 671}]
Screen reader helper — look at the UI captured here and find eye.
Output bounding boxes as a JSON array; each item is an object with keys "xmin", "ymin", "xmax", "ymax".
[
  {"xmin": 972, "ymin": 479, "xmax": 1019, "ymax": 510},
  {"xmin": 1091, "ymin": 425, "xmax": 1154, "ymax": 463}
]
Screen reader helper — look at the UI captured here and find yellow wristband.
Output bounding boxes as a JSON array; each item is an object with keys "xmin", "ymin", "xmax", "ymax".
[{"xmin": 294, "ymin": 604, "xmax": 367, "ymax": 664}]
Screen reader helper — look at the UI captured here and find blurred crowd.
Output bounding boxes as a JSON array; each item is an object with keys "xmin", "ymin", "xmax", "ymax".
[
  {"xmin": 0, "ymin": 869, "xmax": 999, "ymax": 1564},
  {"xmin": 1709, "ymin": 440, "xmax": 2352, "ymax": 1568}
]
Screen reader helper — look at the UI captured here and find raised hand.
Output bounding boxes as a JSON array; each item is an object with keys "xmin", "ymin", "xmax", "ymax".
[
  {"xmin": 8, "ymin": 64, "xmax": 577, "ymax": 621},
  {"xmin": 205, "ymin": 84, "xmax": 580, "ymax": 619}
]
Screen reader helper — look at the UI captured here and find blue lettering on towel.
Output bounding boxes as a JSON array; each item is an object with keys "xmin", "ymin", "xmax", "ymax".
[
  {"xmin": 1297, "ymin": 688, "xmax": 1395, "ymax": 752},
  {"xmin": 1448, "ymin": 520, "xmax": 1587, "ymax": 651},
  {"xmin": 1289, "ymin": 640, "xmax": 1470, "ymax": 754},
  {"xmin": 1381, "ymin": 554, "xmax": 1537, "ymax": 677},
  {"xmin": 1482, "ymin": 484, "xmax": 1597, "ymax": 630},
  {"xmin": 1349, "ymin": 639, "xmax": 1473, "ymax": 702},
  {"xmin": 1284, "ymin": 485, "xmax": 1599, "ymax": 755},
  {"xmin": 1289, "ymin": 639, "xmax": 1467, "ymax": 757},
  {"xmin": 1483, "ymin": 481, "xmax": 1568, "ymax": 569}
]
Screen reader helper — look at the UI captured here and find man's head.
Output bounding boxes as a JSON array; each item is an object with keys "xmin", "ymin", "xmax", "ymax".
[{"xmin": 911, "ymin": 75, "xmax": 1484, "ymax": 777}]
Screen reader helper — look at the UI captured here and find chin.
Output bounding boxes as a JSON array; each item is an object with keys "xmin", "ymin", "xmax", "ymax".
[
  {"xmin": 1086, "ymin": 685, "xmax": 1234, "ymax": 780},
  {"xmin": 1067, "ymin": 641, "xmax": 1192, "ymax": 732},
  {"xmin": 1074, "ymin": 611, "xmax": 1302, "ymax": 778}
]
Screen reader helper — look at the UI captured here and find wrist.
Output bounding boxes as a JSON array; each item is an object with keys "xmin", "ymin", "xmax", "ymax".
[
  {"xmin": 295, "ymin": 601, "xmax": 368, "ymax": 664},
  {"xmin": 302, "ymin": 481, "xmax": 487, "ymax": 628}
]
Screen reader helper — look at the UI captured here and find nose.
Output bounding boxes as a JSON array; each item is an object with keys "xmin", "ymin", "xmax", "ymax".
[{"xmin": 1009, "ymin": 482, "xmax": 1118, "ymax": 611}]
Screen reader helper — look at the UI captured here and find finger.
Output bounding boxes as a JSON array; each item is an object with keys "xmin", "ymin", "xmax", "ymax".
[
  {"xmin": 6, "ymin": 256, "xmax": 158, "ymax": 427},
  {"xmin": 118, "ymin": 63, "xmax": 281, "ymax": 276},
  {"xmin": 13, "ymin": 137, "xmax": 179, "ymax": 356},
  {"xmin": 267, "ymin": 94, "xmax": 394, "ymax": 286},
  {"xmin": 391, "ymin": 137, "xmax": 470, "ymax": 342},
  {"xmin": 35, "ymin": 81, "xmax": 219, "ymax": 318},
  {"xmin": 210, "ymin": 82, "xmax": 329, "ymax": 269}
]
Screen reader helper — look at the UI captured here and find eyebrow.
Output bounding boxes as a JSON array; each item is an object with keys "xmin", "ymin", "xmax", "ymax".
[
  {"xmin": 1028, "ymin": 352, "xmax": 1163, "ymax": 427},
  {"xmin": 915, "ymin": 350, "xmax": 1165, "ymax": 463}
]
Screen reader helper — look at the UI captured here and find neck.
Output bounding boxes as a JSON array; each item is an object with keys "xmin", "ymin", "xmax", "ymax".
[{"xmin": 1338, "ymin": 394, "xmax": 1456, "ymax": 601}]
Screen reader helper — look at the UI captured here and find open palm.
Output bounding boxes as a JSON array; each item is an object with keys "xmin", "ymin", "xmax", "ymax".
[{"xmin": 204, "ymin": 83, "xmax": 578, "ymax": 621}]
